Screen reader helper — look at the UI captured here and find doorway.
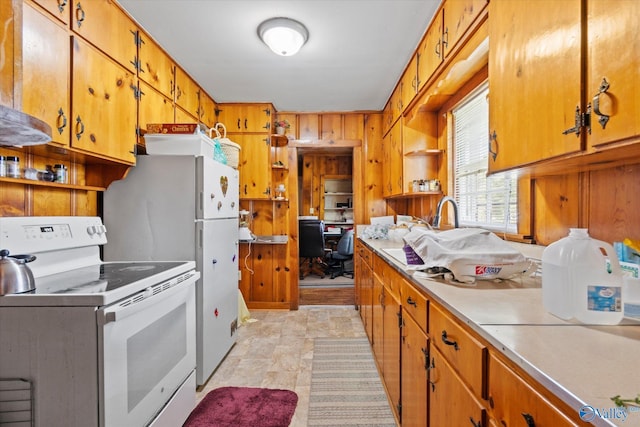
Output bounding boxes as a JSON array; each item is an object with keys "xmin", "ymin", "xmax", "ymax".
[{"xmin": 296, "ymin": 148, "xmax": 355, "ymax": 305}]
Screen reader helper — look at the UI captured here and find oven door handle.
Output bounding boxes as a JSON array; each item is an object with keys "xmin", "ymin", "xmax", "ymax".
[{"xmin": 97, "ymin": 272, "xmax": 199, "ymax": 325}]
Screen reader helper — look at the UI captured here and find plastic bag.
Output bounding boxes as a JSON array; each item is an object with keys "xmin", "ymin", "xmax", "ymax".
[{"xmin": 208, "ymin": 127, "xmax": 228, "ymax": 165}]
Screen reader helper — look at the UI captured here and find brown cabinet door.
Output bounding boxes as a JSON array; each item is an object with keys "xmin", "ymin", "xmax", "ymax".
[
  {"xmin": 138, "ymin": 81, "xmax": 175, "ymax": 142},
  {"xmin": 488, "ymin": 0, "xmax": 582, "ymax": 172},
  {"xmin": 71, "ymin": 0, "xmax": 137, "ymax": 74},
  {"xmin": 175, "ymin": 67, "xmax": 200, "ymax": 119},
  {"xmin": 417, "ymin": 9, "xmax": 443, "ymax": 91},
  {"xmin": 442, "ymin": 0, "xmax": 487, "ymax": 58},
  {"xmin": 217, "ymin": 104, "xmax": 244, "ymax": 132},
  {"xmin": 31, "ymin": 0, "xmax": 70, "ymax": 24},
  {"xmin": 244, "ymin": 104, "xmax": 273, "ymax": 133},
  {"xmin": 382, "ymin": 287, "xmax": 401, "ymax": 420},
  {"xmin": 429, "ymin": 346, "xmax": 486, "ymax": 427},
  {"xmin": 401, "ymin": 313, "xmax": 429, "ymax": 427},
  {"xmin": 137, "ymin": 33, "xmax": 175, "ymax": 100},
  {"xmin": 200, "ymin": 92, "xmax": 217, "ymax": 128},
  {"xmin": 488, "ymin": 353, "xmax": 578, "ymax": 427},
  {"xmin": 587, "ymin": 0, "xmax": 640, "ymax": 150},
  {"xmin": 401, "ymin": 55, "xmax": 418, "ymax": 113},
  {"xmin": 237, "ymin": 134, "xmax": 271, "ymax": 199},
  {"xmin": 372, "ymin": 273, "xmax": 385, "ymax": 368},
  {"xmin": 71, "ymin": 37, "xmax": 136, "ymax": 163},
  {"xmin": 22, "ymin": 3, "xmax": 70, "ymax": 147}
]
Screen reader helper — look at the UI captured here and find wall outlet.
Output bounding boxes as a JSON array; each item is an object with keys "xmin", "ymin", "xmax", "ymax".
[{"xmin": 310, "ymin": 207, "xmax": 314, "ymax": 214}]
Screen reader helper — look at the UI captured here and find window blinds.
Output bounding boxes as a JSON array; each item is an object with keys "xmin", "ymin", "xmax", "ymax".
[{"xmin": 453, "ymin": 84, "xmax": 517, "ymax": 233}]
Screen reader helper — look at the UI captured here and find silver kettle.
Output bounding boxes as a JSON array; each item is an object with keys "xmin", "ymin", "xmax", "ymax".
[{"xmin": 0, "ymin": 249, "xmax": 37, "ymax": 295}]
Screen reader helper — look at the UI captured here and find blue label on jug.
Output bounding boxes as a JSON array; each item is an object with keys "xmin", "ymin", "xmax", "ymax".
[{"xmin": 587, "ymin": 286, "xmax": 622, "ymax": 312}]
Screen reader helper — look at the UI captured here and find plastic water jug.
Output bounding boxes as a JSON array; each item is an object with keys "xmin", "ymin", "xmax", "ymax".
[{"xmin": 542, "ymin": 228, "xmax": 623, "ymax": 324}]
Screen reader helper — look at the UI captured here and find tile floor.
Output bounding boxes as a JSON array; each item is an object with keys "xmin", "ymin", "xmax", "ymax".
[{"xmin": 195, "ymin": 305, "xmax": 369, "ymax": 427}]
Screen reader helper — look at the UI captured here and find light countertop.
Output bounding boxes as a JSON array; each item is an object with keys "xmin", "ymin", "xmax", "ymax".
[{"xmin": 360, "ymin": 236, "xmax": 640, "ymax": 427}]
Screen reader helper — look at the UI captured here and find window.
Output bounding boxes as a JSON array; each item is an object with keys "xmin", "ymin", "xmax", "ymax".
[{"xmin": 452, "ymin": 83, "xmax": 518, "ymax": 233}]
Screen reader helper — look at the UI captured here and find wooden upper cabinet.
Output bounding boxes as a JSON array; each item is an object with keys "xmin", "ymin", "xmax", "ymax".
[
  {"xmin": 236, "ymin": 134, "xmax": 271, "ymax": 199},
  {"xmin": 71, "ymin": 36, "xmax": 136, "ymax": 163},
  {"xmin": 442, "ymin": 0, "xmax": 487, "ymax": 58},
  {"xmin": 199, "ymin": 92, "xmax": 217, "ymax": 128},
  {"xmin": 22, "ymin": 2, "xmax": 70, "ymax": 147},
  {"xmin": 137, "ymin": 32, "xmax": 175, "ymax": 100},
  {"xmin": 586, "ymin": 0, "xmax": 640, "ymax": 150},
  {"xmin": 400, "ymin": 54, "xmax": 418, "ymax": 113},
  {"xmin": 389, "ymin": 84, "xmax": 402, "ymax": 125},
  {"xmin": 382, "ymin": 120, "xmax": 403, "ymax": 197},
  {"xmin": 488, "ymin": 0, "xmax": 582, "ymax": 172},
  {"xmin": 417, "ymin": 9, "xmax": 443, "ymax": 92},
  {"xmin": 31, "ymin": 0, "xmax": 70, "ymax": 24},
  {"xmin": 138, "ymin": 81, "xmax": 175, "ymax": 139},
  {"xmin": 174, "ymin": 67, "xmax": 200, "ymax": 120},
  {"xmin": 217, "ymin": 103, "xmax": 273, "ymax": 133},
  {"xmin": 70, "ymin": 0, "xmax": 138, "ymax": 74}
]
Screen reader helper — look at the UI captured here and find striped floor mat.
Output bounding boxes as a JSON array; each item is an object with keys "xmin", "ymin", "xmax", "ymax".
[{"xmin": 308, "ymin": 338, "xmax": 397, "ymax": 426}]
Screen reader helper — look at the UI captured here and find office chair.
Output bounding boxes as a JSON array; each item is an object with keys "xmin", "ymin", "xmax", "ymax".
[
  {"xmin": 299, "ymin": 220, "xmax": 327, "ymax": 279},
  {"xmin": 326, "ymin": 229, "xmax": 354, "ymax": 279}
]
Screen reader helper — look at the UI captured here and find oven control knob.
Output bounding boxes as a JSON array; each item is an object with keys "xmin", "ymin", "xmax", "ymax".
[{"xmin": 87, "ymin": 226, "xmax": 96, "ymax": 235}]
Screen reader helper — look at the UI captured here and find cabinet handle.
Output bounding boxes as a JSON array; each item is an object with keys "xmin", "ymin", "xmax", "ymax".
[
  {"xmin": 75, "ymin": 2, "xmax": 85, "ymax": 28},
  {"xmin": 56, "ymin": 108, "xmax": 67, "ymax": 135},
  {"xmin": 244, "ymin": 118, "xmax": 248, "ymax": 129},
  {"xmin": 57, "ymin": 0, "xmax": 67, "ymax": 13},
  {"xmin": 406, "ymin": 296, "xmax": 417, "ymax": 307},
  {"xmin": 435, "ymin": 38, "xmax": 441, "ymax": 58},
  {"xmin": 75, "ymin": 115, "xmax": 85, "ymax": 141},
  {"xmin": 428, "ymin": 357, "xmax": 436, "ymax": 391},
  {"xmin": 441, "ymin": 330, "xmax": 459, "ymax": 350},
  {"xmin": 443, "ymin": 28, "xmax": 449, "ymax": 50},
  {"xmin": 522, "ymin": 413, "xmax": 535, "ymax": 427},
  {"xmin": 489, "ymin": 130, "xmax": 498, "ymax": 161},
  {"xmin": 592, "ymin": 77, "xmax": 610, "ymax": 129},
  {"xmin": 421, "ymin": 347, "xmax": 429, "ymax": 370},
  {"xmin": 469, "ymin": 417, "xmax": 481, "ymax": 427},
  {"xmin": 237, "ymin": 118, "xmax": 241, "ymax": 129}
]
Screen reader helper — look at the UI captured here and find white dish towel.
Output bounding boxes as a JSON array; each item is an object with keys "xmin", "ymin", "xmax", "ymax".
[{"xmin": 403, "ymin": 227, "xmax": 531, "ymax": 284}]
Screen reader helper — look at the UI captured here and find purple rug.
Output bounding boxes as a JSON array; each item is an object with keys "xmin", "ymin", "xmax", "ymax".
[{"xmin": 183, "ymin": 386, "xmax": 298, "ymax": 427}]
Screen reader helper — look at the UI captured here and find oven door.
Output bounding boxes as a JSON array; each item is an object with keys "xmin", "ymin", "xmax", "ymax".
[{"xmin": 97, "ymin": 274, "xmax": 197, "ymax": 427}]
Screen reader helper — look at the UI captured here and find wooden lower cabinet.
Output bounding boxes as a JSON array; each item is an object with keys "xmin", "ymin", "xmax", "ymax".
[
  {"xmin": 382, "ymin": 286, "xmax": 401, "ymax": 420},
  {"xmin": 488, "ymin": 353, "xmax": 579, "ymax": 427},
  {"xmin": 430, "ymin": 345, "xmax": 487, "ymax": 427},
  {"xmin": 355, "ymin": 242, "xmax": 374, "ymax": 343},
  {"xmin": 401, "ymin": 311, "xmax": 429, "ymax": 427}
]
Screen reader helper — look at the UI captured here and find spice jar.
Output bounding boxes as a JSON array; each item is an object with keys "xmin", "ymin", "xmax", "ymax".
[
  {"xmin": 54, "ymin": 164, "xmax": 68, "ymax": 183},
  {"xmin": 6, "ymin": 156, "xmax": 20, "ymax": 178},
  {"xmin": 0, "ymin": 156, "xmax": 6, "ymax": 177}
]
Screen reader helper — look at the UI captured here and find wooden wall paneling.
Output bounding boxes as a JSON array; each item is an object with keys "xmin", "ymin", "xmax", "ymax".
[
  {"xmin": 362, "ymin": 113, "xmax": 386, "ymax": 224},
  {"xmin": 344, "ymin": 114, "xmax": 364, "ymax": 141},
  {"xmin": 587, "ymin": 164, "xmax": 640, "ymax": 244},
  {"xmin": 251, "ymin": 243, "xmax": 273, "ymax": 302},
  {"xmin": 300, "ymin": 154, "xmax": 314, "ymax": 215},
  {"xmin": 73, "ymin": 190, "xmax": 98, "ymax": 216},
  {"xmin": 287, "ymin": 147, "xmax": 300, "ymax": 308},
  {"xmin": 272, "ymin": 200, "xmax": 289, "ymax": 304},
  {"xmin": 298, "ymin": 114, "xmax": 319, "ymax": 141},
  {"xmin": 0, "ymin": 183, "xmax": 26, "ymax": 216},
  {"xmin": 533, "ymin": 174, "xmax": 580, "ymax": 246},
  {"xmin": 321, "ymin": 114, "xmax": 342, "ymax": 140},
  {"xmin": 32, "ymin": 187, "xmax": 71, "ymax": 215}
]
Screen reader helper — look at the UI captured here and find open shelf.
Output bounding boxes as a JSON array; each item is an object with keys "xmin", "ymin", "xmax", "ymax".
[
  {"xmin": 404, "ymin": 148, "xmax": 444, "ymax": 157},
  {"xmin": 0, "ymin": 176, "xmax": 105, "ymax": 191}
]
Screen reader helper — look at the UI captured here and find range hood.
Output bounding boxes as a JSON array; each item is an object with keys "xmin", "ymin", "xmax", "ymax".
[{"xmin": 0, "ymin": 105, "xmax": 51, "ymax": 146}]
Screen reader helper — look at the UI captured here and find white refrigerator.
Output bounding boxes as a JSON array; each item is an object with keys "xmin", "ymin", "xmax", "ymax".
[{"xmin": 103, "ymin": 155, "xmax": 239, "ymax": 386}]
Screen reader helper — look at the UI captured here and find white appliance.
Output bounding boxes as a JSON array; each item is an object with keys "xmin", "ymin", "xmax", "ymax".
[
  {"xmin": 103, "ymin": 155, "xmax": 239, "ymax": 386},
  {"xmin": 0, "ymin": 216, "xmax": 199, "ymax": 427}
]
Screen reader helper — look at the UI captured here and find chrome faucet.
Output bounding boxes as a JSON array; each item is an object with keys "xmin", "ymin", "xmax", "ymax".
[{"xmin": 432, "ymin": 196, "xmax": 459, "ymax": 229}]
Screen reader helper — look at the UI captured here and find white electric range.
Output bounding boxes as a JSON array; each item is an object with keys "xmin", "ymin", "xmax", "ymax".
[{"xmin": 0, "ymin": 216, "xmax": 199, "ymax": 427}]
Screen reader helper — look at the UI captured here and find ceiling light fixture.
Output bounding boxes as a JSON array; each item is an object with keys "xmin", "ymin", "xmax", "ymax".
[{"xmin": 258, "ymin": 17, "xmax": 309, "ymax": 57}]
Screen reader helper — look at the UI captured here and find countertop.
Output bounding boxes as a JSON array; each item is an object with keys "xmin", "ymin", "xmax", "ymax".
[{"xmin": 359, "ymin": 236, "xmax": 640, "ymax": 427}]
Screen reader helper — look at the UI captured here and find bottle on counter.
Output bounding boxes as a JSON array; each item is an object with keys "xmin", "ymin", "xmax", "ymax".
[
  {"xmin": 0, "ymin": 156, "xmax": 6, "ymax": 177},
  {"xmin": 542, "ymin": 228, "xmax": 624, "ymax": 324}
]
